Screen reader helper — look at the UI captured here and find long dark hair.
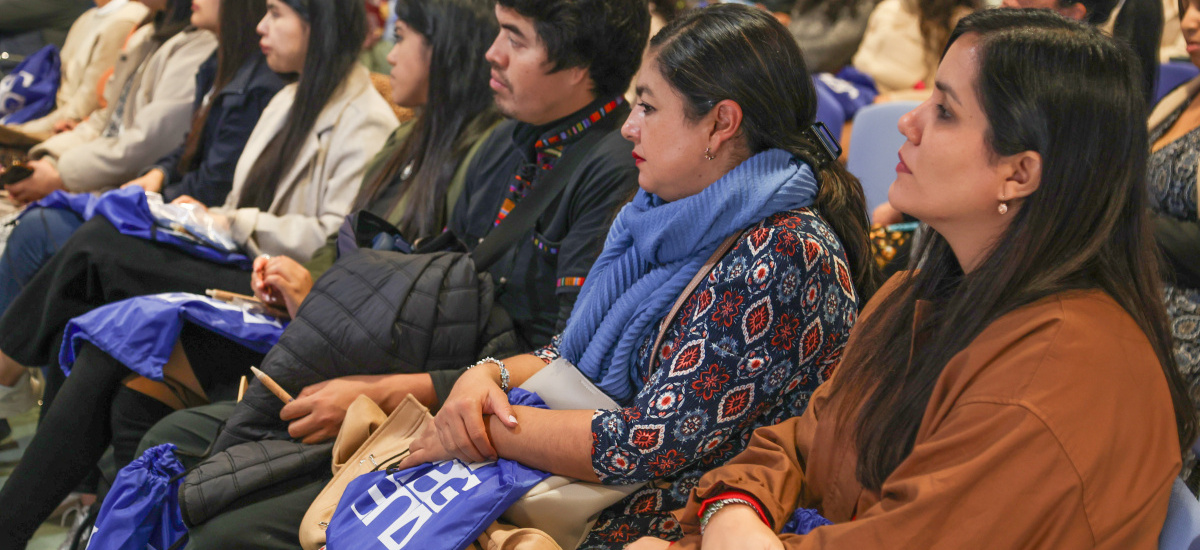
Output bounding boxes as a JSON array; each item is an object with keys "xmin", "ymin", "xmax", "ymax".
[
  {"xmin": 649, "ymin": 4, "xmax": 881, "ymax": 303},
  {"xmin": 1064, "ymin": 0, "xmax": 1163, "ymax": 105},
  {"xmin": 917, "ymin": 0, "xmax": 981, "ymax": 67},
  {"xmin": 176, "ymin": 0, "xmax": 269, "ymax": 174},
  {"xmin": 352, "ymin": 0, "xmax": 502, "ymax": 240},
  {"xmin": 237, "ymin": 0, "xmax": 367, "ymax": 210},
  {"xmin": 833, "ymin": 9, "xmax": 1196, "ymax": 492},
  {"xmin": 150, "ymin": 0, "xmax": 196, "ymax": 42}
]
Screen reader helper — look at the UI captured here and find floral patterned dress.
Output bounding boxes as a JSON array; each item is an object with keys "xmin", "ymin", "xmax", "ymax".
[
  {"xmin": 1149, "ymin": 97, "xmax": 1200, "ymax": 407},
  {"xmin": 535, "ymin": 208, "xmax": 860, "ymax": 548}
]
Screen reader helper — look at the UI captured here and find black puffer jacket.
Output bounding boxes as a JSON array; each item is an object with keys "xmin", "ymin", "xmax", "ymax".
[
  {"xmin": 216, "ymin": 247, "xmax": 519, "ymax": 451},
  {"xmin": 178, "ymin": 247, "xmax": 522, "ymax": 525}
]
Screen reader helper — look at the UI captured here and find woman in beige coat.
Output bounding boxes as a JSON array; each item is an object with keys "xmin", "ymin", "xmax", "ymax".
[
  {"xmin": 5, "ymin": 0, "xmax": 216, "ymax": 203},
  {"xmin": 852, "ymin": 0, "xmax": 977, "ymax": 93},
  {"xmin": 634, "ymin": 10, "xmax": 1194, "ymax": 549},
  {"xmin": 6, "ymin": 0, "xmax": 148, "ymax": 138}
]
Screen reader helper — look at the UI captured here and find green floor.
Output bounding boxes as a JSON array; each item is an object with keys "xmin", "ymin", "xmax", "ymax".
[{"xmin": 0, "ymin": 407, "xmax": 78, "ymax": 550}]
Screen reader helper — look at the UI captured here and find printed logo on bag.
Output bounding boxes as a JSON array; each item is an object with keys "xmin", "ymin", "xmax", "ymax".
[
  {"xmin": 0, "ymin": 71, "xmax": 35, "ymax": 113},
  {"xmin": 351, "ymin": 460, "xmax": 486, "ymax": 549}
]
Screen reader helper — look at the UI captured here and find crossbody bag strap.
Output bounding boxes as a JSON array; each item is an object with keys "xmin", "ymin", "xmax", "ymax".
[
  {"xmin": 650, "ymin": 229, "xmax": 747, "ymax": 363},
  {"xmin": 470, "ymin": 127, "xmax": 608, "ymax": 271}
]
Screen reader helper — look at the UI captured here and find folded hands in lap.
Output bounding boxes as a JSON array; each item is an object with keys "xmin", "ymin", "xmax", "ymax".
[
  {"xmin": 401, "ymin": 366, "xmax": 519, "ymax": 467},
  {"xmin": 252, "ymin": 255, "xmax": 312, "ymax": 318}
]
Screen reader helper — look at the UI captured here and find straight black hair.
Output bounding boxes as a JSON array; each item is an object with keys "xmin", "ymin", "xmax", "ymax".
[
  {"xmin": 494, "ymin": 0, "xmax": 651, "ymax": 99},
  {"xmin": 151, "ymin": 0, "xmax": 196, "ymax": 42},
  {"xmin": 834, "ymin": 9, "xmax": 1196, "ymax": 491},
  {"xmin": 177, "ymin": 0, "xmax": 270, "ymax": 174},
  {"xmin": 649, "ymin": 4, "xmax": 881, "ymax": 304},
  {"xmin": 352, "ymin": 0, "xmax": 503, "ymax": 240},
  {"xmin": 237, "ymin": 0, "xmax": 367, "ymax": 210},
  {"xmin": 1066, "ymin": 0, "xmax": 1164, "ymax": 105}
]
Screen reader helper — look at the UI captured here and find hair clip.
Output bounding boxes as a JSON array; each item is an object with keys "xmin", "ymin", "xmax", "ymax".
[{"xmin": 806, "ymin": 122, "xmax": 842, "ymax": 167}]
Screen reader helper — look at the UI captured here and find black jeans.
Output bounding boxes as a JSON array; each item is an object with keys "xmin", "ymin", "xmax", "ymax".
[
  {"xmin": 0, "ymin": 325, "xmax": 263, "ymax": 548},
  {"xmin": 0, "ymin": 216, "xmax": 252, "ymax": 370}
]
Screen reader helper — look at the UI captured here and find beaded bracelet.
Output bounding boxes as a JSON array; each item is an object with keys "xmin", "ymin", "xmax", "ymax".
[
  {"xmin": 699, "ymin": 498, "xmax": 758, "ymax": 535},
  {"xmin": 468, "ymin": 356, "xmax": 510, "ymax": 393}
]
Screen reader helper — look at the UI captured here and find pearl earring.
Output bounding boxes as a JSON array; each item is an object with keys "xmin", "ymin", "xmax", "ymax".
[
  {"xmin": 704, "ymin": 147, "xmax": 715, "ymax": 160},
  {"xmin": 998, "ymin": 195, "xmax": 1009, "ymax": 215}
]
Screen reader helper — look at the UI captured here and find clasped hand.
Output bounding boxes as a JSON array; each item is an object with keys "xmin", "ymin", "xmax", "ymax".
[
  {"xmin": 251, "ymin": 254, "xmax": 313, "ymax": 319},
  {"xmin": 398, "ymin": 366, "xmax": 520, "ymax": 468}
]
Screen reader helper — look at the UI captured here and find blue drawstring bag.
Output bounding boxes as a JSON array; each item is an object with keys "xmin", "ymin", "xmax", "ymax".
[
  {"xmin": 86, "ymin": 444, "xmax": 188, "ymax": 550},
  {"xmin": 782, "ymin": 507, "xmax": 833, "ymax": 535},
  {"xmin": 814, "ymin": 67, "xmax": 879, "ymax": 122},
  {"xmin": 27, "ymin": 188, "xmax": 254, "ymax": 268},
  {"xmin": 60, "ymin": 292, "xmax": 286, "ymax": 379},
  {"xmin": 0, "ymin": 44, "xmax": 60, "ymax": 125},
  {"xmin": 325, "ymin": 389, "xmax": 552, "ymax": 550}
]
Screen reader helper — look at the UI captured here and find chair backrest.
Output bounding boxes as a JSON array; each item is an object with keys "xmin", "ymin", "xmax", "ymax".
[
  {"xmin": 1155, "ymin": 62, "xmax": 1200, "ymax": 106},
  {"xmin": 846, "ymin": 100, "xmax": 920, "ymax": 213},
  {"xmin": 1160, "ymin": 478, "xmax": 1200, "ymax": 550}
]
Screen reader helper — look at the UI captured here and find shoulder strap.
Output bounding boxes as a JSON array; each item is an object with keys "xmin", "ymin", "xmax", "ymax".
[
  {"xmin": 650, "ymin": 229, "xmax": 747, "ymax": 362},
  {"xmin": 471, "ymin": 126, "xmax": 609, "ymax": 271}
]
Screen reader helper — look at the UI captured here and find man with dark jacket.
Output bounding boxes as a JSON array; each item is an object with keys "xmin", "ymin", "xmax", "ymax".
[{"xmin": 139, "ymin": 0, "xmax": 650, "ymax": 548}]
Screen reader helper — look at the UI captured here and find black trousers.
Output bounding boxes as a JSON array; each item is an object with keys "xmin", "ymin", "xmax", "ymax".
[
  {"xmin": 0, "ymin": 216, "xmax": 252, "ymax": 369},
  {"xmin": 0, "ymin": 315, "xmax": 263, "ymax": 547},
  {"xmin": 137, "ymin": 402, "xmax": 327, "ymax": 550}
]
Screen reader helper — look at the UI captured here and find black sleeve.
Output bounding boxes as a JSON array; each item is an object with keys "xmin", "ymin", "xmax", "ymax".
[
  {"xmin": 430, "ymin": 367, "xmax": 469, "ymax": 405},
  {"xmin": 551, "ymin": 135, "xmax": 638, "ymax": 330},
  {"xmin": 1154, "ymin": 210, "xmax": 1200, "ymax": 288}
]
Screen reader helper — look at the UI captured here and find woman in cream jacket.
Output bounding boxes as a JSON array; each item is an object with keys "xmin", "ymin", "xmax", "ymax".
[
  {"xmin": 7, "ymin": 0, "xmax": 148, "ymax": 137},
  {"xmin": 7, "ymin": 0, "xmax": 216, "ymax": 201},
  {"xmin": 852, "ymin": 0, "xmax": 977, "ymax": 93}
]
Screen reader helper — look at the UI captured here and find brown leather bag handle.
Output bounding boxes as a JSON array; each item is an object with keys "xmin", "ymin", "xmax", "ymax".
[{"xmin": 650, "ymin": 229, "xmax": 746, "ymax": 365}]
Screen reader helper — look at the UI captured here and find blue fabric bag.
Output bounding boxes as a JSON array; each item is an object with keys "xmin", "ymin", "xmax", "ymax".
[
  {"xmin": 86, "ymin": 444, "xmax": 188, "ymax": 550},
  {"xmin": 782, "ymin": 507, "xmax": 833, "ymax": 535},
  {"xmin": 59, "ymin": 292, "xmax": 285, "ymax": 379},
  {"xmin": 813, "ymin": 67, "xmax": 879, "ymax": 122},
  {"xmin": 27, "ymin": 188, "xmax": 254, "ymax": 269},
  {"xmin": 325, "ymin": 389, "xmax": 552, "ymax": 550},
  {"xmin": 0, "ymin": 44, "xmax": 60, "ymax": 125}
]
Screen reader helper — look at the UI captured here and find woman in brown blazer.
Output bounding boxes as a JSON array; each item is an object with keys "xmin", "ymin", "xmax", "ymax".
[{"xmin": 633, "ymin": 9, "xmax": 1197, "ymax": 550}]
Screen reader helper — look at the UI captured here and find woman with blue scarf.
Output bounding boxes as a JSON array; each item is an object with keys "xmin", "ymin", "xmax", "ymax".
[{"xmin": 401, "ymin": 5, "xmax": 880, "ymax": 547}]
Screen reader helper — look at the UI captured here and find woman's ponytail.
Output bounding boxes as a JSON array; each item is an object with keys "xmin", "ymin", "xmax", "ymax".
[{"xmin": 793, "ymin": 137, "xmax": 881, "ymax": 305}]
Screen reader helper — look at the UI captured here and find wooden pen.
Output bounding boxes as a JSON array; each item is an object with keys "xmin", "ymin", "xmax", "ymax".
[{"xmin": 250, "ymin": 366, "xmax": 294, "ymax": 403}]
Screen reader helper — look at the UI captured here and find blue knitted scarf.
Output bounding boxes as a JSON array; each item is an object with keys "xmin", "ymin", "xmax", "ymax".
[{"xmin": 558, "ymin": 149, "xmax": 820, "ymax": 403}]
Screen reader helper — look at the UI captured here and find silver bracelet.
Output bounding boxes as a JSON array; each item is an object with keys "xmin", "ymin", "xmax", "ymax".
[
  {"xmin": 468, "ymin": 356, "xmax": 510, "ymax": 393},
  {"xmin": 699, "ymin": 498, "xmax": 756, "ymax": 535}
]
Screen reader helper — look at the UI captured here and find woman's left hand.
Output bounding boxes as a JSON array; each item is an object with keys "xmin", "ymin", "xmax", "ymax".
[
  {"xmin": 397, "ymin": 421, "xmax": 457, "ymax": 469},
  {"xmin": 170, "ymin": 195, "xmax": 207, "ymax": 212}
]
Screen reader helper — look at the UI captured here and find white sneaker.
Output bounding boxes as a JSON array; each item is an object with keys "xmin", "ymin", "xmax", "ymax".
[{"xmin": 0, "ymin": 370, "xmax": 38, "ymax": 417}]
